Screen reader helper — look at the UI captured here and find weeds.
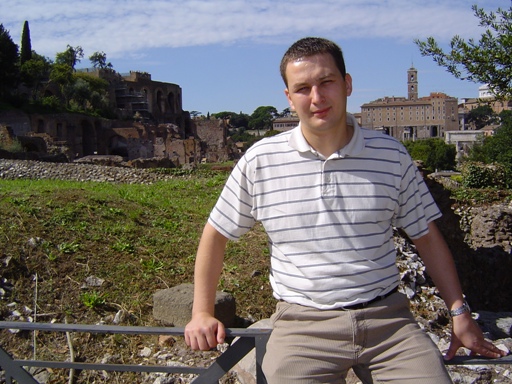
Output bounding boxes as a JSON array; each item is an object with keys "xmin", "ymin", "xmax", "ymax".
[
  {"xmin": 112, "ymin": 240, "xmax": 135, "ymax": 254},
  {"xmin": 58, "ymin": 241, "xmax": 81, "ymax": 254},
  {"xmin": 81, "ymin": 291, "xmax": 106, "ymax": 309},
  {"xmin": 140, "ymin": 257, "xmax": 164, "ymax": 272}
]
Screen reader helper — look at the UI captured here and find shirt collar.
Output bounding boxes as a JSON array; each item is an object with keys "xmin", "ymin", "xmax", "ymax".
[{"xmin": 288, "ymin": 113, "xmax": 365, "ymax": 157}]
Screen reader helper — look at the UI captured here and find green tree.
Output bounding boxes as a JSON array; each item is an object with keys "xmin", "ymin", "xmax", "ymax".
[
  {"xmin": 415, "ymin": 4, "xmax": 512, "ymax": 99},
  {"xmin": 89, "ymin": 51, "xmax": 112, "ymax": 69},
  {"xmin": 20, "ymin": 52, "xmax": 52, "ymax": 98},
  {"xmin": 249, "ymin": 106, "xmax": 278, "ymax": 133},
  {"xmin": 20, "ymin": 20, "xmax": 32, "ymax": 65},
  {"xmin": 230, "ymin": 112, "xmax": 249, "ymax": 129},
  {"xmin": 67, "ymin": 77, "xmax": 91, "ymax": 110},
  {"xmin": 213, "ymin": 111, "xmax": 250, "ymax": 129},
  {"xmin": 279, "ymin": 107, "xmax": 291, "ymax": 117},
  {"xmin": 0, "ymin": 24, "xmax": 19, "ymax": 99},
  {"xmin": 403, "ymin": 138, "xmax": 456, "ymax": 171},
  {"xmin": 430, "ymin": 139, "xmax": 457, "ymax": 171},
  {"xmin": 50, "ymin": 63, "xmax": 74, "ymax": 106},
  {"xmin": 404, "ymin": 140, "xmax": 430, "ymax": 165},
  {"xmin": 72, "ymin": 72, "xmax": 111, "ymax": 114},
  {"xmin": 212, "ymin": 111, "xmax": 234, "ymax": 120},
  {"xmin": 466, "ymin": 104, "xmax": 497, "ymax": 130},
  {"xmin": 50, "ymin": 45, "xmax": 83, "ymax": 107},
  {"xmin": 467, "ymin": 110, "xmax": 512, "ymax": 168},
  {"xmin": 55, "ymin": 45, "xmax": 84, "ymax": 70}
]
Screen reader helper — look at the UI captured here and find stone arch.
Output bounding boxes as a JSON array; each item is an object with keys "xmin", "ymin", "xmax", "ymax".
[
  {"xmin": 56, "ymin": 122, "xmax": 64, "ymax": 140},
  {"xmin": 37, "ymin": 119, "xmax": 45, "ymax": 134},
  {"xmin": 142, "ymin": 88, "xmax": 151, "ymax": 112},
  {"xmin": 81, "ymin": 119, "xmax": 97, "ymax": 156},
  {"xmin": 109, "ymin": 135, "xmax": 128, "ymax": 158},
  {"xmin": 156, "ymin": 89, "xmax": 165, "ymax": 113},
  {"xmin": 24, "ymin": 142, "xmax": 39, "ymax": 152},
  {"xmin": 168, "ymin": 92, "xmax": 176, "ymax": 114}
]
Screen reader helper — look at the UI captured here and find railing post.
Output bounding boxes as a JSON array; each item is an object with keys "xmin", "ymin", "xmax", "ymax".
[
  {"xmin": 254, "ymin": 332, "xmax": 269, "ymax": 384},
  {"xmin": 0, "ymin": 346, "xmax": 39, "ymax": 384},
  {"xmin": 192, "ymin": 336, "xmax": 256, "ymax": 383}
]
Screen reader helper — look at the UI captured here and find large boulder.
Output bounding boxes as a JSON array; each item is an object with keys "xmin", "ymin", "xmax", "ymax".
[{"xmin": 153, "ymin": 283, "xmax": 236, "ymax": 327}]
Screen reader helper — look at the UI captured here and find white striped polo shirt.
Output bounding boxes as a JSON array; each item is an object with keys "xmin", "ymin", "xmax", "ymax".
[{"xmin": 208, "ymin": 115, "xmax": 441, "ymax": 309}]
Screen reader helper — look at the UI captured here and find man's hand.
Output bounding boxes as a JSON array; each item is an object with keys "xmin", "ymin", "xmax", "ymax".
[
  {"xmin": 444, "ymin": 313, "xmax": 508, "ymax": 360},
  {"xmin": 185, "ymin": 312, "xmax": 226, "ymax": 351}
]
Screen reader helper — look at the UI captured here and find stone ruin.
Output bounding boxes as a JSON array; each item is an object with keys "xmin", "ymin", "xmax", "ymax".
[
  {"xmin": 0, "ymin": 69, "xmax": 240, "ymax": 167},
  {"xmin": 0, "ymin": 113, "xmax": 238, "ymax": 167}
]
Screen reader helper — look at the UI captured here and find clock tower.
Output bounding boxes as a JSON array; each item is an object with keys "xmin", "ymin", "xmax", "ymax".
[{"xmin": 408, "ymin": 66, "xmax": 418, "ymax": 100}]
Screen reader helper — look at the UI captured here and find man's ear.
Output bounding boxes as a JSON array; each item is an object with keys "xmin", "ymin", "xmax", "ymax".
[
  {"xmin": 345, "ymin": 73, "xmax": 353, "ymax": 97},
  {"xmin": 285, "ymin": 88, "xmax": 295, "ymax": 110}
]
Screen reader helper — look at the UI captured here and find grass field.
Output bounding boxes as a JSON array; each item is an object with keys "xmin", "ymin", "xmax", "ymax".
[{"xmin": 0, "ymin": 171, "xmax": 274, "ymax": 382}]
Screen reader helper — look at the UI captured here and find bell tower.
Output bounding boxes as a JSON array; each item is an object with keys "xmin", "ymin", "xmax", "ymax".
[{"xmin": 408, "ymin": 66, "xmax": 418, "ymax": 100}]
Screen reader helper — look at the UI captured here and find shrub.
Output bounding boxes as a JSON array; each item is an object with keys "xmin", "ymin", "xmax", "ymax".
[
  {"xmin": 459, "ymin": 161, "xmax": 511, "ymax": 189},
  {"xmin": 0, "ymin": 136, "xmax": 23, "ymax": 153},
  {"xmin": 403, "ymin": 138, "xmax": 456, "ymax": 171},
  {"xmin": 41, "ymin": 95, "xmax": 62, "ymax": 109}
]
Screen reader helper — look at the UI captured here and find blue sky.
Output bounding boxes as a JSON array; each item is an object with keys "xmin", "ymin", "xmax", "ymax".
[{"xmin": 2, "ymin": 0, "xmax": 508, "ymax": 115}]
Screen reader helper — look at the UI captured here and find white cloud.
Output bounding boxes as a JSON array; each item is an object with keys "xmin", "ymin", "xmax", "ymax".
[{"xmin": 3, "ymin": 0, "xmax": 497, "ymax": 60}]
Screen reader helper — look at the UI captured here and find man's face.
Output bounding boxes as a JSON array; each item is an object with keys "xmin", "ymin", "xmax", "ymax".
[{"xmin": 284, "ymin": 53, "xmax": 352, "ymax": 135}]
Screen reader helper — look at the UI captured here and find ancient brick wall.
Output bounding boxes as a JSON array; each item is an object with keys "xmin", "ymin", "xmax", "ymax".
[
  {"xmin": 1, "ymin": 112, "xmax": 227, "ymax": 166},
  {"xmin": 194, "ymin": 118, "xmax": 231, "ymax": 162},
  {"xmin": 0, "ymin": 110, "xmax": 32, "ymax": 136},
  {"xmin": 166, "ymin": 138, "xmax": 201, "ymax": 166}
]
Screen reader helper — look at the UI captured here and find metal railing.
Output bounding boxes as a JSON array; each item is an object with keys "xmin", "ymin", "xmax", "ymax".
[
  {"xmin": 0, "ymin": 321, "xmax": 271, "ymax": 384},
  {"xmin": 1, "ymin": 321, "xmax": 511, "ymax": 383}
]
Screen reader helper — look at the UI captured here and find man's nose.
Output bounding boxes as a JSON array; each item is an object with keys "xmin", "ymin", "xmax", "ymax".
[{"xmin": 311, "ymin": 86, "xmax": 324, "ymax": 103}]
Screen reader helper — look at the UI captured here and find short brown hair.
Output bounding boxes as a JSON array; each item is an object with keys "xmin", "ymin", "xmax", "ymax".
[{"xmin": 280, "ymin": 37, "xmax": 347, "ymax": 87}]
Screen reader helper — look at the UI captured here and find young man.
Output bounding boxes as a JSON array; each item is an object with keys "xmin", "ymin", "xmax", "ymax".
[{"xmin": 185, "ymin": 37, "xmax": 506, "ymax": 383}]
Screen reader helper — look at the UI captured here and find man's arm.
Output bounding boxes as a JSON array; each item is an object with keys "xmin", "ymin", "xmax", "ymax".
[
  {"xmin": 412, "ymin": 221, "xmax": 506, "ymax": 360},
  {"xmin": 185, "ymin": 222, "xmax": 229, "ymax": 351}
]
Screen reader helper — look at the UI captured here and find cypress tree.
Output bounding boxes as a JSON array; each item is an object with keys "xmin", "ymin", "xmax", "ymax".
[{"xmin": 20, "ymin": 20, "xmax": 32, "ymax": 64}]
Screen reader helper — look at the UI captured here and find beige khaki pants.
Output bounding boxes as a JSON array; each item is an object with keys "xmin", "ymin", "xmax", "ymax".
[{"xmin": 262, "ymin": 292, "xmax": 452, "ymax": 383}]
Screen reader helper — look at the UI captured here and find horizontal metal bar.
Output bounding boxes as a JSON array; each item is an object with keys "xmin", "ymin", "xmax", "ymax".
[
  {"xmin": 0, "ymin": 321, "xmax": 185, "ymax": 335},
  {"xmin": 444, "ymin": 354, "xmax": 512, "ymax": 366},
  {"xmin": 12, "ymin": 360, "xmax": 205, "ymax": 374},
  {"xmin": 0, "ymin": 321, "xmax": 271, "ymax": 337},
  {"xmin": 2, "ymin": 321, "xmax": 510, "ymax": 368}
]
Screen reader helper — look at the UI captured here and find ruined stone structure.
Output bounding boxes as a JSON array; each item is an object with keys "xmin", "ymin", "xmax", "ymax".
[
  {"xmin": 77, "ymin": 68, "xmax": 186, "ymax": 129},
  {"xmin": 445, "ymin": 130, "xmax": 485, "ymax": 160},
  {"xmin": 195, "ymin": 117, "xmax": 236, "ymax": 162},
  {"xmin": 0, "ymin": 111, "xmax": 232, "ymax": 166},
  {"xmin": 1, "ymin": 69, "xmax": 235, "ymax": 165}
]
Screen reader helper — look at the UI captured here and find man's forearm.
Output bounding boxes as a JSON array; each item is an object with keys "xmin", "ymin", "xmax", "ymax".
[
  {"xmin": 412, "ymin": 221, "xmax": 464, "ymax": 310},
  {"xmin": 191, "ymin": 222, "xmax": 229, "ymax": 316}
]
